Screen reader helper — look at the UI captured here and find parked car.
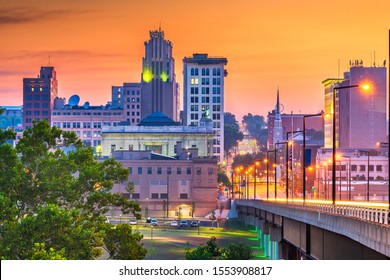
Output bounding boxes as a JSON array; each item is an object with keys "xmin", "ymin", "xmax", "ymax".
[
  {"xmin": 129, "ymin": 219, "xmax": 137, "ymax": 225},
  {"xmin": 180, "ymin": 220, "xmax": 188, "ymax": 227},
  {"xmin": 151, "ymin": 219, "xmax": 158, "ymax": 226},
  {"xmin": 190, "ymin": 220, "xmax": 199, "ymax": 227},
  {"xmin": 146, "ymin": 217, "xmax": 152, "ymax": 223},
  {"xmin": 170, "ymin": 220, "xmax": 178, "ymax": 227}
]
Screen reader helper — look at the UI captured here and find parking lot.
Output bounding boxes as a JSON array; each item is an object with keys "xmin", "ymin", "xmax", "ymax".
[{"xmin": 101, "ymin": 218, "xmax": 266, "ymax": 260}]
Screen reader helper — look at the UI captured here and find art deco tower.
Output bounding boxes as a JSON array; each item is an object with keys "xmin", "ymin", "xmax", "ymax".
[{"xmin": 140, "ymin": 29, "xmax": 179, "ymax": 121}]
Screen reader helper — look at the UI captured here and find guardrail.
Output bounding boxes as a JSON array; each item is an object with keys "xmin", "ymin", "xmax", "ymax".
[{"xmin": 301, "ymin": 203, "xmax": 389, "ymax": 225}]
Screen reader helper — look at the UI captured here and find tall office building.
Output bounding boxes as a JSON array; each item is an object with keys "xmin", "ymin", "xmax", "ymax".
[
  {"xmin": 323, "ymin": 64, "xmax": 387, "ymax": 149},
  {"xmin": 183, "ymin": 53, "xmax": 228, "ymax": 162},
  {"xmin": 23, "ymin": 66, "xmax": 58, "ymax": 129},
  {"xmin": 140, "ymin": 29, "xmax": 179, "ymax": 121}
]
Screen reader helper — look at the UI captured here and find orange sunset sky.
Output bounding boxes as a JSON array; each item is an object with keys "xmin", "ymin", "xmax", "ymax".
[{"xmin": 0, "ymin": 0, "xmax": 389, "ymax": 121}]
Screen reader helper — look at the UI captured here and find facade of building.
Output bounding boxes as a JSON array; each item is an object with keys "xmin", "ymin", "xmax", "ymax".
[
  {"xmin": 109, "ymin": 150, "xmax": 218, "ymax": 218},
  {"xmin": 23, "ymin": 66, "xmax": 58, "ymax": 129},
  {"xmin": 183, "ymin": 53, "xmax": 228, "ymax": 162},
  {"xmin": 267, "ymin": 108, "xmax": 324, "ymax": 149},
  {"xmin": 323, "ymin": 65, "xmax": 387, "ymax": 149},
  {"xmin": 101, "ymin": 114, "xmax": 214, "ymax": 158},
  {"xmin": 140, "ymin": 29, "xmax": 179, "ymax": 121},
  {"xmin": 0, "ymin": 106, "xmax": 23, "ymax": 129},
  {"xmin": 315, "ymin": 148, "xmax": 389, "ymax": 201},
  {"xmin": 52, "ymin": 97, "xmax": 124, "ymax": 148}
]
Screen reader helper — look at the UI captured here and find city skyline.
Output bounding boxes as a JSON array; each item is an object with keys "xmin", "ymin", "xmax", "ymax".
[{"xmin": 1, "ymin": 0, "xmax": 390, "ymax": 120}]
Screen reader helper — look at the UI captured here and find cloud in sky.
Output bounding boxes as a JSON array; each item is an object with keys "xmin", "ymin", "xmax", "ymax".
[{"xmin": 0, "ymin": 6, "xmax": 92, "ymax": 25}]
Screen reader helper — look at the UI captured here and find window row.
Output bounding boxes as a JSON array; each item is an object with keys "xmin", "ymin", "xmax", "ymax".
[
  {"xmin": 190, "ymin": 87, "xmax": 221, "ymax": 95},
  {"xmin": 126, "ymin": 193, "xmax": 189, "ymax": 200},
  {"xmin": 52, "ymin": 112, "xmax": 122, "ymax": 116},
  {"xmin": 25, "ymin": 94, "xmax": 49, "ymax": 100},
  {"xmin": 189, "ymin": 96, "xmax": 221, "ymax": 103},
  {"xmin": 190, "ymin": 68, "xmax": 222, "ymax": 76},
  {"xmin": 127, "ymin": 166, "xmax": 214, "ymax": 175}
]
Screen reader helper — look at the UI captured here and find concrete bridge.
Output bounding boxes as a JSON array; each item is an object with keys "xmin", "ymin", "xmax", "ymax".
[{"xmin": 232, "ymin": 199, "xmax": 390, "ymax": 260}]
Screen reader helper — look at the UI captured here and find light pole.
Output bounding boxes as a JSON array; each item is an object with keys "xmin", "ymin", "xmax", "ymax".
[
  {"xmin": 332, "ymin": 84, "xmax": 370, "ymax": 205},
  {"xmin": 286, "ymin": 130, "xmax": 302, "ymax": 201},
  {"xmin": 266, "ymin": 151, "xmax": 275, "ymax": 200},
  {"xmin": 274, "ymin": 142, "xmax": 289, "ymax": 201},
  {"xmin": 303, "ymin": 113, "xmax": 323, "ymax": 203},
  {"xmin": 166, "ymin": 168, "xmax": 171, "ymax": 218},
  {"xmin": 254, "ymin": 161, "xmax": 260, "ymax": 199}
]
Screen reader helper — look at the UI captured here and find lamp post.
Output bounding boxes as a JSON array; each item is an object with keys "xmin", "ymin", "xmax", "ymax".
[
  {"xmin": 286, "ymin": 130, "xmax": 302, "ymax": 202},
  {"xmin": 332, "ymin": 84, "xmax": 369, "ymax": 205},
  {"xmin": 166, "ymin": 168, "xmax": 171, "ymax": 218},
  {"xmin": 274, "ymin": 142, "xmax": 288, "ymax": 201},
  {"xmin": 303, "ymin": 113, "xmax": 323, "ymax": 203},
  {"xmin": 254, "ymin": 161, "xmax": 260, "ymax": 199},
  {"xmin": 266, "ymin": 151, "xmax": 275, "ymax": 200}
]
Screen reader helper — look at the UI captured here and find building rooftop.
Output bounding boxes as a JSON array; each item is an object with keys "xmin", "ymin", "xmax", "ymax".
[
  {"xmin": 183, "ymin": 53, "xmax": 228, "ymax": 65},
  {"xmin": 138, "ymin": 111, "xmax": 180, "ymax": 126}
]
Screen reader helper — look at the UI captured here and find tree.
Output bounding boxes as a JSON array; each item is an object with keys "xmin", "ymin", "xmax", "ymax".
[
  {"xmin": 0, "ymin": 107, "xmax": 16, "ymax": 145},
  {"xmin": 224, "ymin": 113, "xmax": 244, "ymax": 154},
  {"xmin": 104, "ymin": 223, "xmax": 147, "ymax": 260},
  {"xmin": 220, "ymin": 242, "xmax": 253, "ymax": 260},
  {"xmin": 224, "ymin": 112, "xmax": 240, "ymax": 130},
  {"xmin": 242, "ymin": 113, "xmax": 268, "ymax": 150},
  {"xmin": 218, "ymin": 170, "xmax": 231, "ymax": 188},
  {"xmin": 224, "ymin": 124, "xmax": 244, "ymax": 153},
  {"xmin": 0, "ymin": 120, "xmax": 143, "ymax": 260},
  {"xmin": 185, "ymin": 237, "xmax": 253, "ymax": 260}
]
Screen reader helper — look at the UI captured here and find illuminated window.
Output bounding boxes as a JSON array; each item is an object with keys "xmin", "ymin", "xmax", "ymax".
[{"xmin": 190, "ymin": 78, "xmax": 199, "ymax": 85}]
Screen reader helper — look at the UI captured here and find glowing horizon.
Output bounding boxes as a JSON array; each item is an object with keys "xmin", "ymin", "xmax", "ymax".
[{"xmin": 0, "ymin": 0, "xmax": 389, "ymax": 121}]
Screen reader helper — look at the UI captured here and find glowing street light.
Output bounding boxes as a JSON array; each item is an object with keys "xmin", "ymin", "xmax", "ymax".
[{"xmin": 332, "ymin": 83, "xmax": 370, "ymax": 205}]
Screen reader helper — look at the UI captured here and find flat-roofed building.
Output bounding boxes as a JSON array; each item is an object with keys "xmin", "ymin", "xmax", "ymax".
[
  {"xmin": 109, "ymin": 149, "xmax": 218, "ymax": 218},
  {"xmin": 101, "ymin": 111, "xmax": 213, "ymax": 157}
]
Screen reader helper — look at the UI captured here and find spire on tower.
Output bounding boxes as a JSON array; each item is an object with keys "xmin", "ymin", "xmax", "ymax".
[{"xmin": 276, "ymin": 87, "xmax": 280, "ymax": 114}]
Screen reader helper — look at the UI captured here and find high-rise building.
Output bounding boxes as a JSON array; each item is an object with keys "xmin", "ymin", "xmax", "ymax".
[
  {"xmin": 323, "ymin": 65, "xmax": 387, "ymax": 149},
  {"xmin": 23, "ymin": 66, "xmax": 58, "ymax": 129},
  {"xmin": 140, "ymin": 29, "xmax": 179, "ymax": 121},
  {"xmin": 183, "ymin": 53, "xmax": 228, "ymax": 162}
]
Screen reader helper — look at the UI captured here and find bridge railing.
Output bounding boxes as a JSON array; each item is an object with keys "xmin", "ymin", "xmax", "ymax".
[{"xmin": 300, "ymin": 203, "xmax": 389, "ymax": 226}]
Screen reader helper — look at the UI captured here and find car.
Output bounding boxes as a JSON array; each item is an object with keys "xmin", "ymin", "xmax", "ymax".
[
  {"xmin": 151, "ymin": 219, "xmax": 158, "ymax": 226},
  {"xmin": 146, "ymin": 217, "xmax": 152, "ymax": 223},
  {"xmin": 190, "ymin": 220, "xmax": 199, "ymax": 227},
  {"xmin": 170, "ymin": 220, "xmax": 178, "ymax": 227},
  {"xmin": 180, "ymin": 220, "xmax": 188, "ymax": 227},
  {"xmin": 129, "ymin": 219, "xmax": 137, "ymax": 225}
]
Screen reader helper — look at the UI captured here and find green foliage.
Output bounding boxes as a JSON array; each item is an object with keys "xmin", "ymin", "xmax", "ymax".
[
  {"xmin": 242, "ymin": 113, "xmax": 268, "ymax": 149},
  {"xmin": 185, "ymin": 237, "xmax": 253, "ymax": 260},
  {"xmin": 224, "ymin": 113, "xmax": 244, "ymax": 153},
  {"xmin": 224, "ymin": 112, "xmax": 240, "ymax": 130},
  {"xmin": 0, "ymin": 120, "xmax": 143, "ymax": 259},
  {"xmin": 224, "ymin": 124, "xmax": 244, "ymax": 153},
  {"xmin": 104, "ymin": 223, "xmax": 147, "ymax": 260},
  {"xmin": 218, "ymin": 171, "xmax": 231, "ymax": 188},
  {"xmin": 220, "ymin": 242, "xmax": 253, "ymax": 260}
]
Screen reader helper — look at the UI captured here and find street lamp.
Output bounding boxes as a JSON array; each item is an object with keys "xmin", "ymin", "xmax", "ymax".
[
  {"xmin": 303, "ymin": 113, "xmax": 323, "ymax": 203},
  {"xmin": 286, "ymin": 130, "xmax": 302, "ymax": 201},
  {"xmin": 332, "ymin": 84, "xmax": 370, "ymax": 205},
  {"xmin": 274, "ymin": 142, "xmax": 288, "ymax": 201},
  {"xmin": 254, "ymin": 161, "xmax": 260, "ymax": 199}
]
